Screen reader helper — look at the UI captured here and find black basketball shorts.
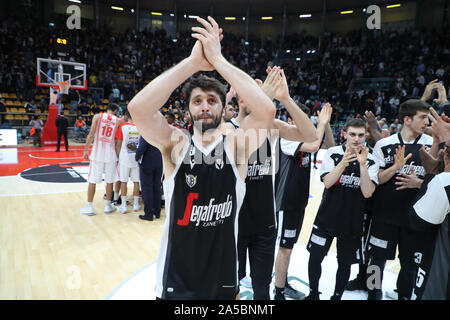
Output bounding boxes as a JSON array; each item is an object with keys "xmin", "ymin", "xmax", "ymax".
[
  {"xmin": 278, "ymin": 208, "xmax": 306, "ymax": 249},
  {"xmin": 307, "ymin": 225, "xmax": 363, "ymax": 265}
]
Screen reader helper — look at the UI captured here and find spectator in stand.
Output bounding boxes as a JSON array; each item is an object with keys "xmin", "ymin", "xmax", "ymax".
[
  {"xmin": 389, "ymin": 118, "xmax": 402, "ymax": 134},
  {"xmin": 74, "ymin": 115, "xmax": 87, "ymax": 139},
  {"xmin": 78, "ymin": 100, "xmax": 90, "ymax": 116},
  {"xmin": 92, "ymin": 101, "xmax": 101, "ymax": 115}
]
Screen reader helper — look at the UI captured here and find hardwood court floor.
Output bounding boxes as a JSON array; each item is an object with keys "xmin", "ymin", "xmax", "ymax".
[{"xmin": 0, "ymin": 143, "xmax": 400, "ymax": 299}]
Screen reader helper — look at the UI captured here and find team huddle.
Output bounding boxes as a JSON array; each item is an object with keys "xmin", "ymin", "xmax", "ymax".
[{"xmin": 80, "ymin": 17, "xmax": 449, "ymax": 300}]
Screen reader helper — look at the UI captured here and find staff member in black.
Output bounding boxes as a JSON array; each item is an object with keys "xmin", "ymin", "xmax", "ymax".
[
  {"xmin": 135, "ymin": 136, "xmax": 163, "ymax": 221},
  {"xmin": 56, "ymin": 111, "xmax": 69, "ymax": 152}
]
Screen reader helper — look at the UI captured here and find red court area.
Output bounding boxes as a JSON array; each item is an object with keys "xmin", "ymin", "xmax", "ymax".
[{"xmin": 0, "ymin": 145, "xmax": 87, "ymax": 177}]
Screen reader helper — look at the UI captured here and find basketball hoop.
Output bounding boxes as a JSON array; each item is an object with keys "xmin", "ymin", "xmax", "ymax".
[{"xmin": 57, "ymin": 81, "xmax": 70, "ymax": 94}]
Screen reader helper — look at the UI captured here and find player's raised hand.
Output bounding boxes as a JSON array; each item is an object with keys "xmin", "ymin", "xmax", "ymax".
[
  {"xmin": 421, "ymin": 79, "xmax": 440, "ymax": 102},
  {"xmin": 189, "ymin": 40, "xmax": 215, "ymax": 71},
  {"xmin": 259, "ymin": 66, "xmax": 282, "ymax": 100},
  {"xmin": 355, "ymin": 145, "xmax": 368, "ymax": 166},
  {"xmin": 318, "ymin": 103, "xmax": 333, "ymax": 125},
  {"xmin": 433, "ymin": 84, "xmax": 449, "ymax": 105},
  {"xmin": 266, "ymin": 66, "xmax": 290, "ymax": 102},
  {"xmin": 339, "ymin": 146, "xmax": 358, "ymax": 168},
  {"xmin": 364, "ymin": 110, "xmax": 380, "ymax": 132},
  {"xmin": 394, "ymin": 145, "xmax": 412, "ymax": 170},
  {"xmin": 428, "ymin": 107, "xmax": 450, "ymax": 143},
  {"xmin": 191, "ymin": 16, "xmax": 224, "ymax": 66}
]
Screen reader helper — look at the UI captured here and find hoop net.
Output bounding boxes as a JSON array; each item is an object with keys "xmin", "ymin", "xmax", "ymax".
[{"xmin": 57, "ymin": 81, "xmax": 70, "ymax": 94}]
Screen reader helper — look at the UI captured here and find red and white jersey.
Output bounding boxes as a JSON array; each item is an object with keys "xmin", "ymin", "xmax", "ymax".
[
  {"xmin": 90, "ymin": 113, "xmax": 120, "ymax": 163},
  {"xmin": 115, "ymin": 122, "xmax": 140, "ymax": 168}
]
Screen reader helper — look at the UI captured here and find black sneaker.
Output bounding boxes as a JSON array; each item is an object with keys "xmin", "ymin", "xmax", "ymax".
[
  {"xmin": 304, "ymin": 290, "xmax": 321, "ymax": 300},
  {"xmin": 367, "ymin": 289, "xmax": 382, "ymax": 300},
  {"xmin": 330, "ymin": 293, "xmax": 342, "ymax": 300},
  {"xmin": 284, "ymin": 283, "xmax": 306, "ymax": 300},
  {"xmin": 345, "ymin": 277, "xmax": 368, "ymax": 291},
  {"xmin": 274, "ymin": 291, "xmax": 286, "ymax": 300},
  {"xmin": 139, "ymin": 215, "xmax": 153, "ymax": 221}
]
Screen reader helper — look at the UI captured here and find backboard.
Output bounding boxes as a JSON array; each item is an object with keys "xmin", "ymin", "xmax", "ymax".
[{"xmin": 36, "ymin": 57, "xmax": 87, "ymax": 91}]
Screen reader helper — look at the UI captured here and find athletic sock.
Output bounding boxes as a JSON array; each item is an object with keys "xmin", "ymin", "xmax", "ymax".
[
  {"xmin": 113, "ymin": 192, "xmax": 119, "ymax": 201},
  {"xmin": 121, "ymin": 196, "xmax": 127, "ymax": 206},
  {"xmin": 134, "ymin": 196, "xmax": 139, "ymax": 205}
]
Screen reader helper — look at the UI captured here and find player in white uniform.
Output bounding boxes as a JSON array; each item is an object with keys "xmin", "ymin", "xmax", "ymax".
[
  {"xmin": 80, "ymin": 104, "xmax": 122, "ymax": 216},
  {"xmin": 115, "ymin": 109, "xmax": 141, "ymax": 214}
]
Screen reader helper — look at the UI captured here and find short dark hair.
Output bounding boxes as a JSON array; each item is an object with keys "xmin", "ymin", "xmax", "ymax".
[
  {"xmin": 182, "ymin": 75, "xmax": 226, "ymax": 109},
  {"xmin": 123, "ymin": 108, "xmax": 131, "ymax": 119},
  {"xmin": 398, "ymin": 99, "xmax": 430, "ymax": 124},
  {"xmin": 344, "ymin": 118, "xmax": 366, "ymax": 131},
  {"xmin": 165, "ymin": 112, "xmax": 175, "ymax": 120},
  {"xmin": 108, "ymin": 103, "xmax": 119, "ymax": 112}
]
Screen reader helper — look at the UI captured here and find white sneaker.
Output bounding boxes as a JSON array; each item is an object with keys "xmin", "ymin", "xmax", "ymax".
[
  {"xmin": 80, "ymin": 206, "xmax": 94, "ymax": 216},
  {"xmin": 386, "ymin": 289, "xmax": 398, "ymax": 300},
  {"xmin": 133, "ymin": 203, "xmax": 141, "ymax": 212},
  {"xmin": 118, "ymin": 205, "xmax": 127, "ymax": 214},
  {"xmin": 104, "ymin": 204, "xmax": 116, "ymax": 214}
]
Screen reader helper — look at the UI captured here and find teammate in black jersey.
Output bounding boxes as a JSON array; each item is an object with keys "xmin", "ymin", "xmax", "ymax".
[
  {"xmin": 409, "ymin": 151, "xmax": 450, "ymax": 299},
  {"xmin": 273, "ymin": 103, "xmax": 334, "ymax": 300},
  {"xmin": 222, "ymin": 66, "xmax": 318, "ymax": 300},
  {"xmin": 408, "ymin": 106, "xmax": 450, "ymax": 300},
  {"xmin": 345, "ymin": 111, "xmax": 384, "ymax": 292},
  {"xmin": 368, "ymin": 99, "xmax": 433, "ymax": 300},
  {"xmin": 128, "ymin": 16, "xmax": 277, "ymax": 299},
  {"xmin": 305, "ymin": 118, "xmax": 379, "ymax": 300}
]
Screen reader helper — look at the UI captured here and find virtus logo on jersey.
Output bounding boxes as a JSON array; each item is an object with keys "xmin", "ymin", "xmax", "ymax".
[
  {"xmin": 185, "ymin": 174, "xmax": 197, "ymax": 188},
  {"xmin": 177, "ymin": 193, "xmax": 233, "ymax": 227}
]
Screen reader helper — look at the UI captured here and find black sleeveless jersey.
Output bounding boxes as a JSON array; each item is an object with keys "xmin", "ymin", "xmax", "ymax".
[
  {"xmin": 155, "ymin": 136, "xmax": 246, "ymax": 299},
  {"xmin": 239, "ymin": 137, "xmax": 277, "ymax": 236},
  {"xmin": 276, "ymin": 138, "xmax": 311, "ymax": 212},
  {"xmin": 371, "ymin": 132, "xmax": 433, "ymax": 226}
]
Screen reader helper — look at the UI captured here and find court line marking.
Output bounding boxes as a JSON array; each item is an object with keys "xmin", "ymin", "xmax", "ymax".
[
  {"xmin": 0, "ymin": 189, "xmax": 86, "ymax": 197},
  {"xmin": 106, "ymin": 262, "xmax": 156, "ymax": 300},
  {"xmin": 28, "ymin": 154, "xmax": 84, "ymax": 160}
]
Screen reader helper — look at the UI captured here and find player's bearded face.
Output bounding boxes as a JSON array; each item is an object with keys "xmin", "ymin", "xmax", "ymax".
[
  {"xmin": 190, "ymin": 110, "xmax": 222, "ymax": 133},
  {"xmin": 189, "ymin": 88, "xmax": 223, "ymax": 133}
]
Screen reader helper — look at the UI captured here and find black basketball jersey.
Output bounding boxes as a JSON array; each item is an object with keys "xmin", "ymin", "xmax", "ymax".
[
  {"xmin": 155, "ymin": 135, "xmax": 246, "ymax": 299},
  {"xmin": 408, "ymin": 172, "xmax": 450, "ymax": 300},
  {"xmin": 314, "ymin": 145, "xmax": 379, "ymax": 238},
  {"xmin": 276, "ymin": 138, "xmax": 311, "ymax": 212},
  {"xmin": 371, "ymin": 132, "xmax": 433, "ymax": 226},
  {"xmin": 239, "ymin": 137, "xmax": 277, "ymax": 236}
]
